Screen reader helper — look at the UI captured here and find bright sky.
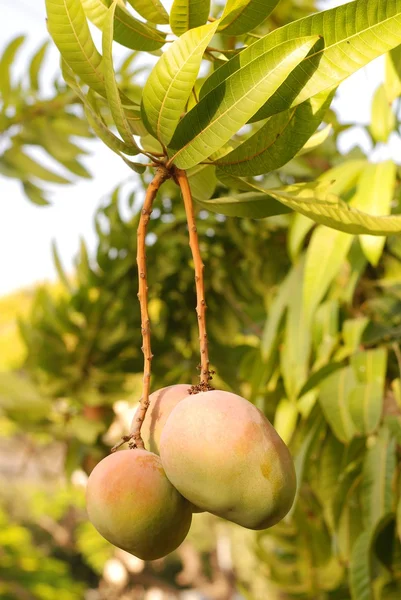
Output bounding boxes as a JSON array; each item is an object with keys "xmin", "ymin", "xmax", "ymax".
[{"xmin": 0, "ymin": 0, "xmax": 395, "ymax": 296}]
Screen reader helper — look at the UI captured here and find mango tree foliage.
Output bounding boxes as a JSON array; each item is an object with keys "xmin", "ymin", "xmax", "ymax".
[{"xmin": 42, "ymin": 0, "xmax": 401, "ymax": 234}]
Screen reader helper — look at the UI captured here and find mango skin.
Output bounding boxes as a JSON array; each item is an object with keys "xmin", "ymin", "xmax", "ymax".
[
  {"xmin": 86, "ymin": 449, "xmax": 192, "ymax": 560},
  {"xmin": 139, "ymin": 384, "xmax": 203, "ymax": 513},
  {"xmin": 140, "ymin": 384, "xmax": 191, "ymax": 455},
  {"xmin": 159, "ymin": 390, "xmax": 296, "ymax": 530}
]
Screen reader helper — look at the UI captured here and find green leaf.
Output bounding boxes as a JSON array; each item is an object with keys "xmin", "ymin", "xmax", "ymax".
[
  {"xmin": 187, "ymin": 165, "xmax": 217, "ymax": 200},
  {"xmin": 0, "ymin": 35, "xmax": 25, "ymax": 105},
  {"xmin": 385, "ymin": 45, "xmax": 401, "ymax": 102},
  {"xmin": 29, "ymin": 41, "xmax": 49, "ymax": 91},
  {"xmin": 46, "ymin": 0, "xmax": 105, "ymax": 94},
  {"xmin": 350, "ymin": 530, "xmax": 374, "ymax": 600},
  {"xmin": 288, "ymin": 414, "xmax": 323, "ymax": 518},
  {"xmin": 22, "ymin": 182, "xmax": 50, "ymax": 206},
  {"xmin": 0, "ymin": 372, "xmax": 51, "ymax": 420},
  {"xmin": 61, "ymin": 61, "xmax": 140, "ymax": 156},
  {"xmin": 348, "ymin": 349, "xmax": 387, "ymax": 436},
  {"xmin": 318, "ymin": 367, "xmax": 357, "ymax": 443},
  {"xmin": 201, "ymin": 0, "xmax": 401, "ymax": 122},
  {"xmin": 219, "ymin": 0, "xmax": 280, "ymax": 36},
  {"xmin": 52, "ymin": 241, "xmax": 73, "ymax": 292},
  {"xmin": 256, "ymin": 181, "xmax": 401, "ymax": 236},
  {"xmin": 280, "ymin": 260, "xmax": 311, "ymax": 401},
  {"xmin": 3, "ymin": 148, "xmax": 70, "ymax": 184},
  {"xmin": 361, "ymin": 428, "xmax": 396, "ymax": 528},
  {"xmin": 296, "ymin": 123, "xmax": 332, "ymax": 156},
  {"xmin": 168, "ymin": 36, "xmax": 319, "ymax": 169},
  {"xmin": 261, "ymin": 262, "xmax": 299, "ymax": 361},
  {"xmin": 303, "ymin": 226, "xmax": 353, "ymax": 325},
  {"xmin": 195, "ymin": 190, "xmax": 292, "ymax": 218},
  {"xmin": 126, "ymin": 0, "xmax": 169, "ymax": 25},
  {"xmin": 170, "ymin": 0, "xmax": 210, "ymax": 36},
  {"xmin": 81, "ymin": 0, "xmax": 166, "ymax": 50},
  {"xmin": 215, "ymin": 90, "xmax": 334, "ymax": 176},
  {"xmin": 142, "ymin": 21, "xmax": 219, "ymax": 146},
  {"xmin": 102, "ymin": 2, "xmax": 139, "ymax": 146},
  {"xmin": 352, "ymin": 161, "xmax": 397, "ymax": 266},
  {"xmin": 370, "ymin": 85, "xmax": 395, "ymax": 143},
  {"xmin": 111, "ymin": 3, "xmax": 166, "ymax": 51},
  {"xmin": 81, "ymin": 0, "xmax": 109, "ymax": 28}
]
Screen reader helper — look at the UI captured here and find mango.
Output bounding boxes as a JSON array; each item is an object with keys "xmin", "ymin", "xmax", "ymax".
[
  {"xmin": 140, "ymin": 384, "xmax": 191, "ymax": 454},
  {"xmin": 159, "ymin": 390, "xmax": 296, "ymax": 530},
  {"xmin": 86, "ymin": 449, "xmax": 192, "ymax": 560}
]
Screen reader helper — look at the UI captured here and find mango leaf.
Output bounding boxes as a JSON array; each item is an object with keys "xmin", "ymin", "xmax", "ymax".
[
  {"xmin": 352, "ymin": 161, "xmax": 397, "ymax": 266},
  {"xmin": 2, "ymin": 148, "xmax": 70, "ymax": 184},
  {"xmin": 170, "ymin": 0, "xmax": 210, "ymax": 36},
  {"xmin": 187, "ymin": 165, "xmax": 217, "ymax": 200},
  {"xmin": 22, "ymin": 182, "xmax": 50, "ymax": 206},
  {"xmin": 126, "ymin": 0, "xmax": 169, "ymax": 25},
  {"xmin": 350, "ymin": 426, "xmax": 397, "ymax": 600},
  {"xmin": 0, "ymin": 35, "xmax": 25, "ymax": 105},
  {"xmin": 385, "ymin": 45, "xmax": 401, "ymax": 102},
  {"xmin": 46, "ymin": 0, "xmax": 105, "ymax": 94},
  {"xmin": 296, "ymin": 123, "xmax": 332, "ymax": 156},
  {"xmin": 29, "ymin": 41, "xmax": 49, "ymax": 91},
  {"xmin": 201, "ymin": 0, "xmax": 401, "ymax": 122},
  {"xmin": 288, "ymin": 213, "xmax": 315, "ymax": 261},
  {"xmin": 370, "ymin": 85, "xmax": 395, "ymax": 143},
  {"xmin": 111, "ymin": 3, "xmax": 166, "ymax": 51},
  {"xmin": 261, "ymin": 261, "xmax": 300, "ymax": 361},
  {"xmin": 102, "ymin": 2, "xmax": 139, "ymax": 146},
  {"xmin": 62, "ymin": 61, "xmax": 140, "ymax": 156},
  {"xmin": 318, "ymin": 432, "xmax": 344, "ymax": 516},
  {"xmin": 361, "ymin": 428, "xmax": 396, "ymax": 528},
  {"xmin": 219, "ymin": 0, "xmax": 280, "ymax": 36},
  {"xmin": 0, "ymin": 372, "xmax": 51, "ymax": 421},
  {"xmin": 78, "ymin": 0, "xmax": 166, "ymax": 51},
  {"xmin": 287, "ymin": 414, "xmax": 323, "ymax": 518},
  {"xmin": 253, "ymin": 182, "xmax": 401, "ymax": 236},
  {"xmin": 142, "ymin": 21, "xmax": 219, "ymax": 146},
  {"xmin": 318, "ymin": 367, "xmax": 356, "ymax": 443},
  {"xmin": 81, "ymin": 0, "xmax": 109, "ymax": 28},
  {"xmin": 350, "ymin": 529, "xmax": 373, "ymax": 600},
  {"xmin": 215, "ymin": 90, "xmax": 334, "ymax": 176},
  {"xmin": 52, "ymin": 242, "xmax": 73, "ymax": 292},
  {"xmin": 280, "ymin": 260, "xmax": 311, "ymax": 401},
  {"xmin": 168, "ymin": 36, "xmax": 319, "ymax": 169},
  {"xmin": 348, "ymin": 349, "xmax": 387, "ymax": 436},
  {"xmin": 195, "ymin": 191, "xmax": 291, "ymax": 218},
  {"xmin": 303, "ymin": 226, "xmax": 353, "ymax": 325}
]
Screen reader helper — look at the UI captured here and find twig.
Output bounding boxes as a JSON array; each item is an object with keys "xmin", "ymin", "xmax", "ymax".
[
  {"xmin": 174, "ymin": 168, "xmax": 213, "ymax": 392},
  {"xmin": 111, "ymin": 166, "xmax": 170, "ymax": 452}
]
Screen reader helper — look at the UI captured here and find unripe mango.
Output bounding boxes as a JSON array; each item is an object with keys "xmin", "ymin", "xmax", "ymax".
[
  {"xmin": 140, "ymin": 384, "xmax": 191, "ymax": 454},
  {"xmin": 86, "ymin": 449, "xmax": 192, "ymax": 560},
  {"xmin": 159, "ymin": 390, "xmax": 296, "ymax": 530}
]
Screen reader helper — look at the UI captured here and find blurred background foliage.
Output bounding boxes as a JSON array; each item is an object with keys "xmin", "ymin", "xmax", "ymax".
[{"xmin": 3, "ymin": 0, "xmax": 401, "ymax": 598}]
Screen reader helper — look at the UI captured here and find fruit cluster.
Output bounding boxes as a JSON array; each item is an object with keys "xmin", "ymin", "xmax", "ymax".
[{"xmin": 86, "ymin": 386, "xmax": 297, "ymax": 560}]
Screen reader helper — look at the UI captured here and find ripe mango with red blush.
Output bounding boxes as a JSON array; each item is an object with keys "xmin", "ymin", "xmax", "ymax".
[
  {"xmin": 86, "ymin": 449, "xmax": 192, "ymax": 560},
  {"xmin": 159, "ymin": 390, "xmax": 296, "ymax": 530}
]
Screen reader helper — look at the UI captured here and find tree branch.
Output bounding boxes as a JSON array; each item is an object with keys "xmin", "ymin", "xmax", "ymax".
[
  {"xmin": 174, "ymin": 168, "xmax": 213, "ymax": 392},
  {"xmin": 112, "ymin": 166, "xmax": 169, "ymax": 452}
]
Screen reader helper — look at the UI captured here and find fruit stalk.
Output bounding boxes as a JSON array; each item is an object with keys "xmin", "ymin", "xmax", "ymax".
[
  {"xmin": 112, "ymin": 166, "xmax": 169, "ymax": 452},
  {"xmin": 174, "ymin": 168, "xmax": 212, "ymax": 389}
]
